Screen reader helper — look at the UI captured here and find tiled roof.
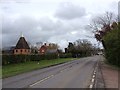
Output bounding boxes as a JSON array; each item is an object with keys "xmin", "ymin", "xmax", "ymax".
[{"xmin": 15, "ymin": 37, "xmax": 30, "ymax": 49}]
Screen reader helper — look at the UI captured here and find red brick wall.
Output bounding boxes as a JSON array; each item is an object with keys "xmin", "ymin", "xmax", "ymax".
[
  {"xmin": 14, "ymin": 49, "xmax": 30, "ymax": 55},
  {"xmin": 39, "ymin": 46, "xmax": 47, "ymax": 55}
]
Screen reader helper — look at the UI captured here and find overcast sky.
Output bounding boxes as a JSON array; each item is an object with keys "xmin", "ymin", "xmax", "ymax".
[{"xmin": 0, "ymin": 0, "xmax": 119, "ymax": 50}]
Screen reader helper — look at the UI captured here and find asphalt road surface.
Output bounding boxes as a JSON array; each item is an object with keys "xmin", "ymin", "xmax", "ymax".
[{"xmin": 3, "ymin": 56, "xmax": 100, "ymax": 88}]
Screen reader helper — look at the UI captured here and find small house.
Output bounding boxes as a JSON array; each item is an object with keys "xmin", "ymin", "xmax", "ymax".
[
  {"xmin": 14, "ymin": 35, "xmax": 30, "ymax": 55},
  {"xmin": 39, "ymin": 43, "xmax": 58, "ymax": 55},
  {"xmin": 39, "ymin": 43, "xmax": 47, "ymax": 55}
]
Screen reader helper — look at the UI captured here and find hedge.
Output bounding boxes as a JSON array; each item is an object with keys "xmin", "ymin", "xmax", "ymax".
[
  {"xmin": 2, "ymin": 54, "xmax": 58, "ymax": 65},
  {"xmin": 1, "ymin": 53, "xmax": 75, "ymax": 65},
  {"xmin": 59, "ymin": 53, "xmax": 72, "ymax": 58}
]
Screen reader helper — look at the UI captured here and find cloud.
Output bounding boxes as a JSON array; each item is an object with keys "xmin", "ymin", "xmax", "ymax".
[
  {"xmin": 55, "ymin": 2, "xmax": 86, "ymax": 20},
  {"xmin": 118, "ymin": 2, "xmax": 120, "ymax": 22},
  {"xmin": 2, "ymin": 0, "xmax": 117, "ymax": 49},
  {"xmin": 2, "ymin": 14, "xmax": 92, "ymax": 49}
]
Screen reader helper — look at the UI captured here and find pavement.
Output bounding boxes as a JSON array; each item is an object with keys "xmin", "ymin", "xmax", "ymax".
[
  {"xmin": 2, "ymin": 56, "xmax": 99, "ymax": 88},
  {"xmin": 101, "ymin": 60, "xmax": 119, "ymax": 88},
  {"xmin": 94, "ymin": 55, "xmax": 119, "ymax": 89}
]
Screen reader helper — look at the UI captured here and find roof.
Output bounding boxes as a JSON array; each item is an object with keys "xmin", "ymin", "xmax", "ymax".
[
  {"xmin": 15, "ymin": 36, "xmax": 30, "ymax": 49},
  {"xmin": 3, "ymin": 46, "xmax": 15, "ymax": 51},
  {"xmin": 39, "ymin": 45, "xmax": 47, "ymax": 50},
  {"xmin": 46, "ymin": 49, "xmax": 58, "ymax": 53}
]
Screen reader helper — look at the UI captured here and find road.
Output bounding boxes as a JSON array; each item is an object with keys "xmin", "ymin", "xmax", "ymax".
[{"xmin": 3, "ymin": 56, "xmax": 100, "ymax": 88}]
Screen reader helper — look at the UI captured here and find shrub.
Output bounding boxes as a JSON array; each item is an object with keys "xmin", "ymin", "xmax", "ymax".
[
  {"xmin": 59, "ymin": 53, "xmax": 72, "ymax": 58},
  {"xmin": 31, "ymin": 55, "xmax": 44, "ymax": 61},
  {"xmin": 45, "ymin": 53, "xmax": 58, "ymax": 60},
  {"xmin": 104, "ymin": 29, "xmax": 120, "ymax": 67}
]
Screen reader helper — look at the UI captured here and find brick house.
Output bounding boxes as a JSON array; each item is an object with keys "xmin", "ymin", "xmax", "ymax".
[
  {"xmin": 39, "ymin": 43, "xmax": 58, "ymax": 55},
  {"xmin": 39, "ymin": 43, "xmax": 47, "ymax": 55},
  {"xmin": 14, "ymin": 35, "xmax": 30, "ymax": 55}
]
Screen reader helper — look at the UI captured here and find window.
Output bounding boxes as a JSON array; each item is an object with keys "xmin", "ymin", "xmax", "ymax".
[
  {"xmin": 21, "ymin": 50, "xmax": 22, "ymax": 52},
  {"xmin": 42, "ymin": 50, "xmax": 44, "ymax": 52},
  {"xmin": 25, "ymin": 50, "xmax": 26, "ymax": 52},
  {"xmin": 16, "ymin": 50, "xmax": 18, "ymax": 52}
]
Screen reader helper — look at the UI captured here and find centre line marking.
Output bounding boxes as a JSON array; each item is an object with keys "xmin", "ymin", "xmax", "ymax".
[
  {"xmin": 60, "ymin": 71, "xmax": 63, "ymax": 72},
  {"xmin": 29, "ymin": 75, "xmax": 54, "ymax": 87},
  {"xmin": 91, "ymin": 79, "xmax": 94, "ymax": 82},
  {"xmin": 89, "ymin": 84, "xmax": 93, "ymax": 88},
  {"xmin": 93, "ymin": 75, "xmax": 95, "ymax": 78}
]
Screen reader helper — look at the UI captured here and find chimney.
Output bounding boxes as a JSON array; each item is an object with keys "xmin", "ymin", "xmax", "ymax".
[{"xmin": 44, "ymin": 43, "xmax": 47, "ymax": 46}]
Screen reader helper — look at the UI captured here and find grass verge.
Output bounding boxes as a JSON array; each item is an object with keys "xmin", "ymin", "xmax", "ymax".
[{"xmin": 2, "ymin": 58, "xmax": 77, "ymax": 78}]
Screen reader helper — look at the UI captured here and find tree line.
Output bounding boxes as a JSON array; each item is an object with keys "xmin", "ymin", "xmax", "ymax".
[{"xmin": 65, "ymin": 39, "xmax": 100, "ymax": 58}]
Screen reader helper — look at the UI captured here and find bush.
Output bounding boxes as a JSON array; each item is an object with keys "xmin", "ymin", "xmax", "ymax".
[
  {"xmin": 104, "ymin": 29, "xmax": 120, "ymax": 67},
  {"xmin": 31, "ymin": 55, "xmax": 41, "ymax": 61},
  {"xmin": 59, "ymin": 53, "xmax": 72, "ymax": 58},
  {"xmin": 2, "ymin": 54, "xmax": 58, "ymax": 65},
  {"xmin": 2, "ymin": 55, "xmax": 30, "ymax": 65},
  {"xmin": 45, "ymin": 53, "xmax": 58, "ymax": 60}
]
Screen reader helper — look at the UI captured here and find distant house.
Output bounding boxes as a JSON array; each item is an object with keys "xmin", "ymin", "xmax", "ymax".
[
  {"xmin": 39, "ymin": 43, "xmax": 47, "ymax": 55},
  {"xmin": 14, "ymin": 35, "xmax": 30, "ymax": 55},
  {"xmin": 46, "ymin": 49, "xmax": 58, "ymax": 54},
  {"xmin": 39, "ymin": 43, "xmax": 58, "ymax": 55},
  {"xmin": 2, "ymin": 46, "xmax": 15, "ymax": 55}
]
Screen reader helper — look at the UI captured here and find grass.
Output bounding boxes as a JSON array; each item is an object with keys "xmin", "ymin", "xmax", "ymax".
[{"xmin": 2, "ymin": 58, "xmax": 77, "ymax": 78}]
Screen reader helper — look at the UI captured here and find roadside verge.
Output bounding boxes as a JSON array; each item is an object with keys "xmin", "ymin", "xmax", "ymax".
[{"xmin": 2, "ymin": 58, "xmax": 78, "ymax": 78}]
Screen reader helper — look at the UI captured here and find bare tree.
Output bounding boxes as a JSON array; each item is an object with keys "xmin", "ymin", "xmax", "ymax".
[
  {"xmin": 48, "ymin": 43, "xmax": 59, "ymax": 50},
  {"xmin": 36, "ymin": 41, "xmax": 43, "ymax": 49},
  {"xmin": 88, "ymin": 12, "xmax": 117, "ymax": 49},
  {"xmin": 90, "ymin": 12, "xmax": 116, "ymax": 30}
]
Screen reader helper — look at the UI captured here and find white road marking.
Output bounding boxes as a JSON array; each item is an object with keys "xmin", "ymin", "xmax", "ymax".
[
  {"xmin": 60, "ymin": 71, "xmax": 63, "ymax": 72},
  {"xmin": 91, "ymin": 78, "xmax": 94, "ymax": 83},
  {"xmin": 94, "ymin": 71, "xmax": 96, "ymax": 74},
  {"xmin": 89, "ymin": 67, "xmax": 97, "ymax": 88},
  {"xmin": 89, "ymin": 84, "xmax": 93, "ymax": 88},
  {"xmin": 93, "ymin": 75, "xmax": 95, "ymax": 78},
  {"xmin": 29, "ymin": 66, "xmax": 70, "ymax": 87},
  {"xmin": 29, "ymin": 75, "xmax": 54, "ymax": 87}
]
